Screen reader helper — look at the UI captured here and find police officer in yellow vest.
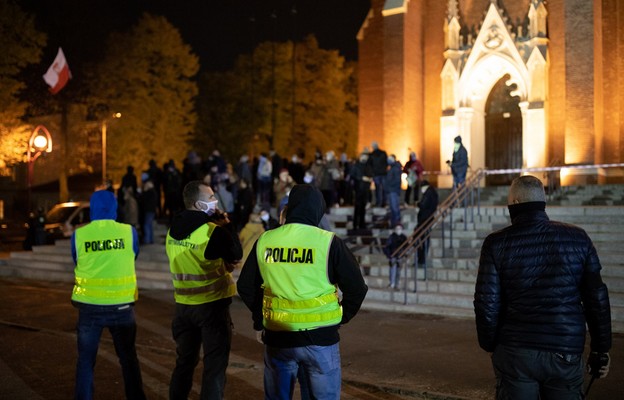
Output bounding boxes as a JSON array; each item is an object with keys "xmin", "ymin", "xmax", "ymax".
[
  {"xmin": 238, "ymin": 184, "xmax": 368, "ymax": 399},
  {"xmin": 166, "ymin": 180, "xmax": 242, "ymax": 400},
  {"xmin": 70, "ymin": 190, "xmax": 146, "ymax": 400}
]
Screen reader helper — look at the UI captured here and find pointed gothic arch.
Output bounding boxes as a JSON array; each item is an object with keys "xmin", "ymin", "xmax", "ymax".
[{"xmin": 439, "ymin": 2, "xmax": 548, "ymax": 187}]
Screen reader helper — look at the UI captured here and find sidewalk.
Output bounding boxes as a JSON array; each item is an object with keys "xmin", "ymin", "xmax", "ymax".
[{"xmin": 0, "ymin": 277, "xmax": 622, "ymax": 399}]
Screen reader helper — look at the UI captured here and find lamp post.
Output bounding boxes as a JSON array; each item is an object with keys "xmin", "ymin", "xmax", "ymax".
[
  {"xmin": 27, "ymin": 125, "xmax": 53, "ymax": 209},
  {"xmin": 101, "ymin": 112, "xmax": 121, "ymax": 182}
]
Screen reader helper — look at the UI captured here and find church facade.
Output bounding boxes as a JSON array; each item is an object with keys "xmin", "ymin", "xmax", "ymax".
[{"xmin": 357, "ymin": 0, "xmax": 624, "ymax": 186}]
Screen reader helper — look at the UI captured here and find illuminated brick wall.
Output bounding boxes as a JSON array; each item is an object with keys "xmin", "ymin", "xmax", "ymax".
[{"xmin": 357, "ymin": 0, "xmax": 385, "ymax": 154}]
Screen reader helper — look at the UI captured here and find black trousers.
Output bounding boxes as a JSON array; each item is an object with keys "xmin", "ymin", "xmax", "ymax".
[{"xmin": 170, "ymin": 299, "xmax": 233, "ymax": 400}]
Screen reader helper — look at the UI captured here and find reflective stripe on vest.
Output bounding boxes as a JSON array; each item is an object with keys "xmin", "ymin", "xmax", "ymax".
[
  {"xmin": 72, "ymin": 220, "xmax": 137, "ymax": 305},
  {"xmin": 166, "ymin": 223, "xmax": 236, "ymax": 305},
  {"xmin": 257, "ymin": 223, "xmax": 342, "ymax": 331}
]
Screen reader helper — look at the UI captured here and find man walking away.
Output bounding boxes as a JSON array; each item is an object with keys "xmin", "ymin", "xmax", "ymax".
[
  {"xmin": 166, "ymin": 180, "xmax": 242, "ymax": 400},
  {"xmin": 237, "ymin": 184, "xmax": 368, "ymax": 400},
  {"xmin": 474, "ymin": 175, "xmax": 611, "ymax": 399},
  {"xmin": 71, "ymin": 190, "xmax": 146, "ymax": 400}
]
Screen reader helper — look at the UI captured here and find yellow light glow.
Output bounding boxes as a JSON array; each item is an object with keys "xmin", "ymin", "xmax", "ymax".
[{"xmin": 33, "ymin": 135, "xmax": 48, "ymax": 150}]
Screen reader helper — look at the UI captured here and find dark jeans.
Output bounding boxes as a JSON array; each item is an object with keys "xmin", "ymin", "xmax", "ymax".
[
  {"xmin": 373, "ymin": 175, "xmax": 385, "ymax": 206},
  {"xmin": 492, "ymin": 344, "xmax": 584, "ymax": 400},
  {"xmin": 387, "ymin": 191, "xmax": 401, "ymax": 227},
  {"xmin": 353, "ymin": 190, "xmax": 368, "ymax": 229},
  {"xmin": 404, "ymin": 182, "xmax": 420, "ymax": 204},
  {"xmin": 143, "ymin": 211, "xmax": 155, "ymax": 244},
  {"xmin": 74, "ymin": 303, "xmax": 146, "ymax": 400},
  {"xmin": 170, "ymin": 299, "xmax": 233, "ymax": 400}
]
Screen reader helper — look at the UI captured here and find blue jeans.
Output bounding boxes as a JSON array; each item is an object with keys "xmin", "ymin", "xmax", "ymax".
[
  {"xmin": 74, "ymin": 303, "xmax": 145, "ymax": 400},
  {"xmin": 142, "ymin": 211, "xmax": 155, "ymax": 244},
  {"xmin": 387, "ymin": 191, "xmax": 401, "ymax": 227},
  {"xmin": 170, "ymin": 300, "xmax": 232, "ymax": 400},
  {"xmin": 388, "ymin": 258, "xmax": 401, "ymax": 288},
  {"xmin": 264, "ymin": 343, "xmax": 341, "ymax": 400},
  {"xmin": 492, "ymin": 344, "xmax": 584, "ymax": 400}
]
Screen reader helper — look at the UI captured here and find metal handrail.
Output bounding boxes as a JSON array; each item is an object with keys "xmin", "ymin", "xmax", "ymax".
[{"xmin": 389, "ymin": 162, "xmax": 624, "ymax": 304}]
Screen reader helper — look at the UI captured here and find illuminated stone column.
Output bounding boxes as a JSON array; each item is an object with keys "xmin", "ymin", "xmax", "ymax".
[
  {"xmin": 439, "ymin": 114, "xmax": 458, "ymax": 188},
  {"xmin": 519, "ymin": 101, "xmax": 547, "ymax": 169}
]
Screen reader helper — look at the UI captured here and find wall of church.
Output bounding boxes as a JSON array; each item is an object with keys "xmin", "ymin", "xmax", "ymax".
[
  {"xmin": 402, "ymin": 0, "xmax": 425, "ymax": 164},
  {"xmin": 459, "ymin": 0, "xmax": 530, "ymax": 32},
  {"xmin": 382, "ymin": 13, "xmax": 406, "ymax": 156},
  {"xmin": 422, "ymin": 1, "xmax": 446, "ymax": 173},
  {"xmin": 564, "ymin": 0, "xmax": 597, "ymax": 166},
  {"xmin": 548, "ymin": 0, "xmax": 567, "ymax": 166},
  {"xmin": 600, "ymin": 0, "xmax": 624, "ymax": 172},
  {"xmin": 357, "ymin": 0, "xmax": 386, "ymax": 154}
]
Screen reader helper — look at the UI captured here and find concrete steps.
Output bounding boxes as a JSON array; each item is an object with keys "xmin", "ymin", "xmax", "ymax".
[
  {"xmin": 327, "ymin": 190, "xmax": 624, "ymax": 333},
  {"xmin": 0, "ymin": 235, "xmax": 174, "ymax": 290}
]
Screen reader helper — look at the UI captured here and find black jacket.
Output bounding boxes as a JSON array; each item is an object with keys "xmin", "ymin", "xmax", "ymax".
[
  {"xmin": 237, "ymin": 184, "xmax": 368, "ymax": 348},
  {"xmin": 474, "ymin": 204, "xmax": 611, "ymax": 354},
  {"xmin": 417, "ymin": 186, "xmax": 438, "ymax": 224},
  {"xmin": 168, "ymin": 210, "xmax": 242, "ymax": 263}
]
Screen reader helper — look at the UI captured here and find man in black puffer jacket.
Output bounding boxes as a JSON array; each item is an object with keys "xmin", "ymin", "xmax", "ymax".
[{"xmin": 474, "ymin": 175, "xmax": 611, "ymax": 399}]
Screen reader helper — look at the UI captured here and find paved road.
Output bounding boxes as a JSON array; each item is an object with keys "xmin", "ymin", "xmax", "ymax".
[{"xmin": 0, "ymin": 277, "xmax": 621, "ymax": 399}]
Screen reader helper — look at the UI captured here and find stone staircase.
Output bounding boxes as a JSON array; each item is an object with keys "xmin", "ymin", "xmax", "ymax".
[
  {"xmin": 327, "ymin": 184, "xmax": 624, "ymax": 333},
  {"xmin": 1, "ymin": 184, "xmax": 623, "ymax": 333}
]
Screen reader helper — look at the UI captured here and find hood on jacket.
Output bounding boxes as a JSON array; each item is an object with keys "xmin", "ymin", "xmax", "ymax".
[
  {"xmin": 285, "ymin": 184, "xmax": 325, "ymax": 227},
  {"xmin": 168, "ymin": 210, "xmax": 210, "ymax": 240},
  {"xmin": 90, "ymin": 190, "xmax": 117, "ymax": 221}
]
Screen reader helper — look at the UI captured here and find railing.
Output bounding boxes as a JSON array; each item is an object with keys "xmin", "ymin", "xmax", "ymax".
[{"xmin": 389, "ymin": 162, "xmax": 624, "ymax": 305}]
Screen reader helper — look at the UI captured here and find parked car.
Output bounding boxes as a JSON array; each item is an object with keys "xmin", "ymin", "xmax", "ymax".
[
  {"xmin": 0, "ymin": 219, "xmax": 28, "ymax": 250},
  {"xmin": 44, "ymin": 201, "xmax": 90, "ymax": 241}
]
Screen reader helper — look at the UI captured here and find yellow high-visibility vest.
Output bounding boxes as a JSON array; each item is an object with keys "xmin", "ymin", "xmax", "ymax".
[
  {"xmin": 166, "ymin": 223, "xmax": 235, "ymax": 305},
  {"xmin": 257, "ymin": 223, "xmax": 342, "ymax": 331},
  {"xmin": 72, "ymin": 220, "xmax": 137, "ymax": 305}
]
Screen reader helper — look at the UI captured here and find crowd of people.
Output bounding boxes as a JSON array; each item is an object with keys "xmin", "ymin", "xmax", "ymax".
[{"xmin": 108, "ymin": 141, "xmax": 433, "ymax": 244}]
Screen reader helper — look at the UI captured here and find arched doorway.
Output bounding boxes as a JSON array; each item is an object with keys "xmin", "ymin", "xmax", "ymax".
[{"xmin": 485, "ymin": 75, "xmax": 523, "ymax": 186}]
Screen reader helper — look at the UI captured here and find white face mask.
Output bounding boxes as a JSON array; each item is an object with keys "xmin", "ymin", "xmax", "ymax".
[
  {"xmin": 196, "ymin": 199, "xmax": 218, "ymax": 216},
  {"xmin": 421, "ymin": 186, "xmax": 428, "ymax": 194},
  {"xmin": 304, "ymin": 174, "xmax": 313, "ymax": 184},
  {"xmin": 395, "ymin": 228, "xmax": 403, "ymax": 235},
  {"xmin": 260, "ymin": 213, "xmax": 270, "ymax": 222},
  {"xmin": 454, "ymin": 143, "xmax": 461, "ymax": 152}
]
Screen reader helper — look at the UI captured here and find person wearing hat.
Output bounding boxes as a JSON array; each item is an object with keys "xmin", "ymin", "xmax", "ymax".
[
  {"xmin": 70, "ymin": 190, "xmax": 146, "ymax": 400},
  {"xmin": 237, "ymin": 184, "xmax": 368, "ymax": 399},
  {"xmin": 415, "ymin": 180, "xmax": 438, "ymax": 268},
  {"xmin": 446, "ymin": 135, "xmax": 469, "ymax": 188}
]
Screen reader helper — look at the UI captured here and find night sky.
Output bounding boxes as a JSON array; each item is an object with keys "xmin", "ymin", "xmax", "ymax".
[{"xmin": 20, "ymin": 0, "xmax": 371, "ymax": 74}]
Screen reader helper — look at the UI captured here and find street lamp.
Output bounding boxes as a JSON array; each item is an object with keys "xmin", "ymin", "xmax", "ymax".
[
  {"xmin": 27, "ymin": 125, "xmax": 53, "ymax": 209},
  {"xmin": 101, "ymin": 112, "xmax": 121, "ymax": 182}
]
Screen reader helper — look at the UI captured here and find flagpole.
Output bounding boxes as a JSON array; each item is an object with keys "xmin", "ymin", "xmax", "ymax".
[{"xmin": 102, "ymin": 120, "xmax": 107, "ymax": 182}]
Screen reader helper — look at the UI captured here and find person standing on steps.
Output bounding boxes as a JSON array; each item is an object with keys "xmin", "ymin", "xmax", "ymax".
[{"xmin": 446, "ymin": 135, "xmax": 468, "ymax": 188}]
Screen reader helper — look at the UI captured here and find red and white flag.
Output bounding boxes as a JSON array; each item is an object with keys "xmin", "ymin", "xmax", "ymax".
[{"xmin": 43, "ymin": 47, "xmax": 72, "ymax": 95}]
